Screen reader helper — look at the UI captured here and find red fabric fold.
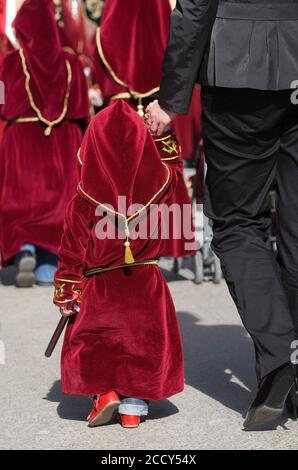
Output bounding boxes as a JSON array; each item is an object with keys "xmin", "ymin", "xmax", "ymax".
[{"xmin": 93, "ymin": 0, "xmax": 172, "ymax": 98}]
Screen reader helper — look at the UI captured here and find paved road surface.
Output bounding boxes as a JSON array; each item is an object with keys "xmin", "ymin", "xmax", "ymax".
[{"xmin": 0, "ymin": 261, "xmax": 297, "ymax": 450}]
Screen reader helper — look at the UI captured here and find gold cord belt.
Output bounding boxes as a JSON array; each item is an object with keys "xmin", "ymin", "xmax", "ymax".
[
  {"xmin": 85, "ymin": 259, "xmax": 158, "ymax": 277},
  {"xmin": 15, "ymin": 117, "xmax": 39, "ymax": 123}
]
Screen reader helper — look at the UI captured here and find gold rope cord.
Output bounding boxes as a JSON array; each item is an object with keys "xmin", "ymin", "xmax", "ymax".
[
  {"xmin": 154, "ymin": 132, "xmax": 175, "ymax": 142},
  {"xmin": 85, "ymin": 259, "xmax": 158, "ymax": 277},
  {"xmin": 78, "ymin": 162, "xmax": 171, "ymax": 264},
  {"xmin": 96, "ymin": 28, "xmax": 160, "ymax": 100},
  {"xmin": 55, "ymin": 278, "xmax": 82, "ymax": 284},
  {"xmin": 19, "ymin": 48, "xmax": 72, "ymax": 136},
  {"xmin": 161, "ymin": 156, "xmax": 181, "ymax": 161},
  {"xmin": 15, "ymin": 117, "xmax": 39, "ymax": 123},
  {"xmin": 77, "ymin": 148, "xmax": 83, "ymax": 166}
]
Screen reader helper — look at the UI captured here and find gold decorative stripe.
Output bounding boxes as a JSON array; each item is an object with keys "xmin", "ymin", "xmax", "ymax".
[
  {"xmin": 78, "ymin": 161, "xmax": 171, "ymax": 224},
  {"xmin": 55, "ymin": 278, "xmax": 82, "ymax": 284},
  {"xmin": 19, "ymin": 48, "xmax": 72, "ymax": 136},
  {"xmin": 111, "ymin": 92, "xmax": 132, "ymax": 100},
  {"xmin": 15, "ymin": 117, "xmax": 39, "ymax": 123},
  {"xmin": 161, "ymin": 156, "xmax": 181, "ymax": 161},
  {"xmin": 54, "ymin": 297, "xmax": 78, "ymax": 305},
  {"xmin": 154, "ymin": 132, "xmax": 175, "ymax": 142},
  {"xmin": 85, "ymin": 259, "xmax": 158, "ymax": 277},
  {"xmin": 96, "ymin": 28, "xmax": 160, "ymax": 99},
  {"xmin": 77, "ymin": 148, "xmax": 83, "ymax": 166},
  {"xmin": 63, "ymin": 46, "xmax": 76, "ymax": 55}
]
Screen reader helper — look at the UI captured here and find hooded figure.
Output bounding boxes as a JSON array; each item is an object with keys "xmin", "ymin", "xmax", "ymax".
[
  {"xmin": 0, "ymin": 0, "xmax": 89, "ymax": 286},
  {"xmin": 56, "ymin": 0, "xmax": 94, "ymax": 68},
  {"xmin": 53, "ymin": 101, "xmax": 184, "ymax": 427},
  {"xmin": 93, "ymin": 0, "xmax": 171, "ymax": 110},
  {"xmin": 92, "ymin": 0, "xmax": 195, "ymax": 259}
]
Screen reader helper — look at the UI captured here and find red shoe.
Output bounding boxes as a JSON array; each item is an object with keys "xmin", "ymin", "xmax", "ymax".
[
  {"xmin": 118, "ymin": 414, "xmax": 141, "ymax": 428},
  {"xmin": 87, "ymin": 391, "xmax": 120, "ymax": 427}
]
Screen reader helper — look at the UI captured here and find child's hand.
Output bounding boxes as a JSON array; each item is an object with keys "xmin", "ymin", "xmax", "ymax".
[
  {"xmin": 145, "ymin": 100, "xmax": 176, "ymax": 136},
  {"xmin": 59, "ymin": 298, "xmax": 80, "ymax": 317}
]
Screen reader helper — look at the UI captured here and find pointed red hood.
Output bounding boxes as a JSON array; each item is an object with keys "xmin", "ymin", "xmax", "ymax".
[
  {"xmin": 78, "ymin": 100, "xmax": 171, "ymax": 217},
  {"xmin": 57, "ymin": 0, "xmax": 93, "ymax": 62},
  {"xmin": 13, "ymin": 0, "xmax": 70, "ymax": 122},
  {"xmin": 96, "ymin": 0, "xmax": 172, "ymax": 98}
]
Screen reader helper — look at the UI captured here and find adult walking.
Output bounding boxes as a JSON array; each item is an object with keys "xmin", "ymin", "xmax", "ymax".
[{"xmin": 146, "ymin": 0, "xmax": 298, "ymax": 429}]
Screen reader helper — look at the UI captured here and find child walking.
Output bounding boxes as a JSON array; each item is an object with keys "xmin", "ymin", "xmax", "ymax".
[{"xmin": 53, "ymin": 100, "xmax": 184, "ymax": 427}]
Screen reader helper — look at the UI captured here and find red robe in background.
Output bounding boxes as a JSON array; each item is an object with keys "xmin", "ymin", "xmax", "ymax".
[
  {"xmin": 0, "ymin": 0, "xmax": 10, "ymax": 143},
  {"xmin": 53, "ymin": 101, "xmax": 184, "ymax": 398},
  {"xmin": 172, "ymin": 86, "xmax": 203, "ymax": 161},
  {"xmin": 92, "ymin": 0, "xmax": 195, "ymax": 258},
  {"xmin": 56, "ymin": 0, "xmax": 94, "ymax": 69},
  {"xmin": 0, "ymin": 0, "xmax": 89, "ymax": 264}
]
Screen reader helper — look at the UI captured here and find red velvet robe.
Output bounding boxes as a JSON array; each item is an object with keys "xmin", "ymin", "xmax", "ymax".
[
  {"xmin": 53, "ymin": 101, "xmax": 184, "ymax": 399},
  {"xmin": 0, "ymin": 0, "xmax": 89, "ymax": 264}
]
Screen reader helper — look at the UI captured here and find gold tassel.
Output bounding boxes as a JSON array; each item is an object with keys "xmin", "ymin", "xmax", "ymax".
[
  {"xmin": 44, "ymin": 126, "xmax": 52, "ymax": 136},
  {"xmin": 124, "ymin": 239, "xmax": 135, "ymax": 264},
  {"xmin": 124, "ymin": 220, "xmax": 135, "ymax": 264},
  {"xmin": 137, "ymin": 98, "xmax": 144, "ymax": 117}
]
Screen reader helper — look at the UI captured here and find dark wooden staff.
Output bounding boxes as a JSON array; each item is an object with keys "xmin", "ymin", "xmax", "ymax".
[{"xmin": 45, "ymin": 316, "xmax": 68, "ymax": 358}]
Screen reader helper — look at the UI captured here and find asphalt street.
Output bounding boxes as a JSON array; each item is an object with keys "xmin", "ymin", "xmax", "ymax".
[{"xmin": 1, "ymin": 260, "xmax": 297, "ymax": 450}]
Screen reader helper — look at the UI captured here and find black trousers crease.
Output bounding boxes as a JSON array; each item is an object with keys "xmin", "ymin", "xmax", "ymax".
[{"xmin": 202, "ymin": 87, "xmax": 297, "ymax": 380}]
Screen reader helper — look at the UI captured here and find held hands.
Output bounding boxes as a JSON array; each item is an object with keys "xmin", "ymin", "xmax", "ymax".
[{"xmin": 145, "ymin": 100, "xmax": 177, "ymax": 136}]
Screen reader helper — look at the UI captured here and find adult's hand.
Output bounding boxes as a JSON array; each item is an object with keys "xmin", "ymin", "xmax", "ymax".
[{"xmin": 145, "ymin": 100, "xmax": 177, "ymax": 136}]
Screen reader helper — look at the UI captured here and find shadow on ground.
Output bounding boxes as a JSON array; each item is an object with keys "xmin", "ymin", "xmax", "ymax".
[
  {"xmin": 178, "ymin": 310, "xmax": 289, "ymax": 429},
  {"xmin": 45, "ymin": 381, "xmax": 179, "ymax": 422}
]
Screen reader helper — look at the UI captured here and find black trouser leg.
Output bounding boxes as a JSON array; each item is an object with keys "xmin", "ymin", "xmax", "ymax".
[
  {"xmin": 276, "ymin": 111, "xmax": 298, "ymax": 339},
  {"xmin": 202, "ymin": 87, "xmax": 295, "ymax": 380}
]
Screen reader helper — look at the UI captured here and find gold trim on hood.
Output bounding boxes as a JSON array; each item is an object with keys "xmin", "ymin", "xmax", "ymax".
[{"xmin": 77, "ymin": 161, "xmax": 171, "ymax": 264}]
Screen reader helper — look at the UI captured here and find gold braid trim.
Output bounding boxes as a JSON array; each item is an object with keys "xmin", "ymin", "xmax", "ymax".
[
  {"xmin": 85, "ymin": 259, "xmax": 158, "ymax": 277},
  {"xmin": 77, "ymin": 148, "xmax": 83, "ymax": 166},
  {"xmin": 111, "ymin": 92, "xmax": 132, "ymax": 100},
  {"xmin": 15, "ymin": 117, "xmax": 39, "ymax": 123},
  {"xmin": 55, "ymin": 278, "xmax": 82, "ymax": 284},
  {"xmin": 19, "ymin": 48, "xmax": 72, "ymax": 136},
  {"xmin": 96, "ymin": 28, "xmax": 160, "ymax": 100},
  {"xmin": 78, "ymin": 162, "xmax": 171, "ymax": 264},
  {"xmin": 161, "ymin": 156, "xmax": 181, "ymax": 161},
  {"xmin": 154, "ymin": 132, "xmax": 175, "ymax": 142}
]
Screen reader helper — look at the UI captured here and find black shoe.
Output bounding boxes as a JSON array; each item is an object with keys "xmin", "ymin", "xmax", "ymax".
[
  {"xmin": 14, "ymin": 250, "xmax": 36, "ymax": 288},
  {"xmin": 286, "ymin": 365, "xmax": 298, "ymax": 420},
  {"xmin": 243, "ymin": 362, "xmax": 295, "ymax": 430},
  {"xmin": 286, "ymin": 385, "xmax": 298, "ymax": 420}
]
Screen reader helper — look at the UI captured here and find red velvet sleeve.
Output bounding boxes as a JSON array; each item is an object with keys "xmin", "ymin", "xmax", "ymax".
[
  {"xmin": 153, "ymin": 131, "xmax": 181, "ymax": 162},
  {"xmin": 53, "ymin": 194, "xmax": 93, "ymax": 306}
]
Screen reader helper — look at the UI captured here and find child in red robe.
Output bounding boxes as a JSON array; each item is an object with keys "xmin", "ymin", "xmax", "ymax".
[
  {"xmin": 0, "ymin": 0, "xmax": 89, "ymax": 286},
  {"xmin": 92, "ymin": 0, "xmax": 195, "ymax": 259},
  {"xmin": 53, "ymin": 100, "xmax": 184, "ymax": 428}
]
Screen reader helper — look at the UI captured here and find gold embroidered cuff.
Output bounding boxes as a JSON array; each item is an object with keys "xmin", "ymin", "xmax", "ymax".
[
  {"xmin": 153, "ymin": 132, "xmax": 181, "ymax": 160},
  {"xmin": 53, "ymin": 279, "xmax": 82, "ymax": 305}
]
